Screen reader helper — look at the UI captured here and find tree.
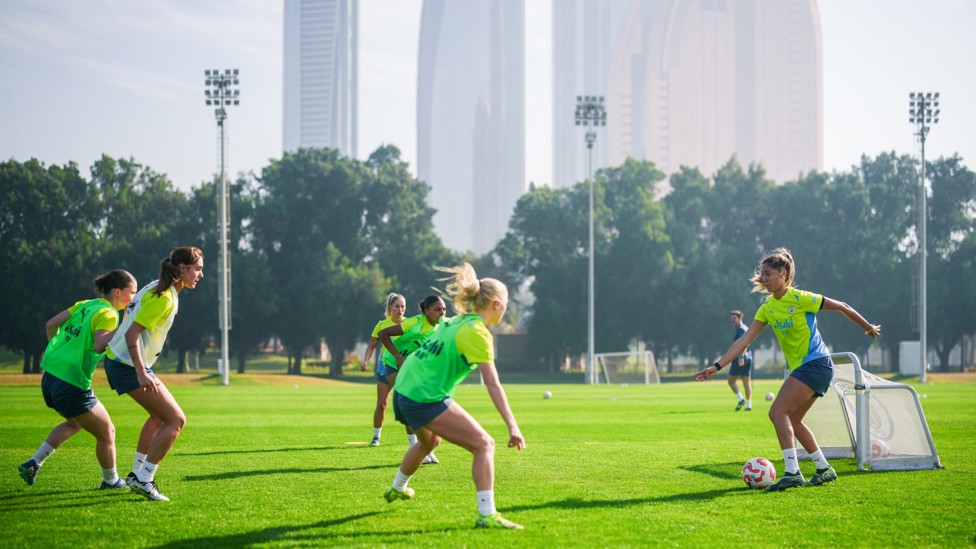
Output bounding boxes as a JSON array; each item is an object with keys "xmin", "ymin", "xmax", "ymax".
[
  {"xmin": 252, "ymin": 148, "xmax": 389, "ymax": 375},
  {"xmin": 0, "ymin": 159, "xmax": 101, "ymax": 373}
]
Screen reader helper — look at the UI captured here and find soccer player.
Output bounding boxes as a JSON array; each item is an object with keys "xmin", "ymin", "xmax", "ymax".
[
  {"xmin": 19, "ymin": 270, "xmax": 138, "ymax": 490},
  {"xmin": 695, "ymin": 248, "xmax": 880, "ymax": 491},
  {"xmin": 104, "ymin": 247, "xmax": 204, "ymax": 501},
  {"xmin": 359, "ymin": 293, "xmax": 406, "ymax": 446},
  {"xmin": 383, "ymin": 263, "xmax": 526, "ymax": 529},
  {"xmin": 727, "ymin": 310, "xmax": 754, "ymax": 411},
  {"xmin": 377, "ymin": 295, "xmax": 448, "ymax": 464}
]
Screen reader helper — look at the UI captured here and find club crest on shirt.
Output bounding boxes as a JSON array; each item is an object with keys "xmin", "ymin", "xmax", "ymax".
[{"xmin": 788, "ymin": 305, "xmax": 796, "ymax": 314}]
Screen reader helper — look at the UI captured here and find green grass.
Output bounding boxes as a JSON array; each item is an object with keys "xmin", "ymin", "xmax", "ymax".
[{"xmin": 1, "ymin": 378, "xmax": 974, "ymax": 548}]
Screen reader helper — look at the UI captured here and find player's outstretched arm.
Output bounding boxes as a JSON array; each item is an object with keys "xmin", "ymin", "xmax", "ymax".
[
  {"xmin": 479, "ymin": 362, "xmax": 525, "ymax": 450},
  {"xmin": 361, "ymin": 338, "xmax": 379, "ymax": 371},
  {"xmin": 822, "ymin": 296, "xmax": 881, "ymax": 339},
  {"xmin": 695, "ymin": 320, "xmax": 766, "ymax": 381}
]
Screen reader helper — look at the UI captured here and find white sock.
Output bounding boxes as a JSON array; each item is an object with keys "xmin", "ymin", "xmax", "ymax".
[
  {"xmin": 746, "ymin": 399, "xmax": 752, "ymax": 408},
  {"xmin": 810, "ymin": 449, "xmax": 830, "ymax": 470},
  {"xmin": 373, "ymin": 427, "xmax": 382, "ymax": 439},
  {"xmin": 102, "ymin": 467, "xmax": 119, "ymax": 483},
  {"xmin": 407, "ymin": 434, "xmax": 418, "ymax": 446},
  {"xmin": 32, "ymin": 441, "xmax": 57, "ymax": 466},
  {"xmin": 782, "ymin": 448, "xmax": 800, "ymax": 474},
  {"xmin": 735, "ymin": 392, "xmax": 744, "ymax": 401},
  {"xmin": 137, "ymin": 461, "xmax": 158, "ymax": 483},
  {"xmin": 133, "ymin": 452, "xmax": 147, "ymax": 474},
  {"xmin": 477, "ymin": 490, "xmax": 496, "ymax": 516},
  {"xmin": 392, "ymin": 469, "xmax": 411, "ymax": 491}
]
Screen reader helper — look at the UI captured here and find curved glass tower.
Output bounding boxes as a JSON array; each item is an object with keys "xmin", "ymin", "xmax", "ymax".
[{"xmin": 418, "ymin": 0, "xmax": 525, "ymax": 254}]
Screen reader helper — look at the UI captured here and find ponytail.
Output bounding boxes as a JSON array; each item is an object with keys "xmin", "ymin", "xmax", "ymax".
[{"xmin": 154, "ymin": 246, "xmax": 203, "ymax": 296}]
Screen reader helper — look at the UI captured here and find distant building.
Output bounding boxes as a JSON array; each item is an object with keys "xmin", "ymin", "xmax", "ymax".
[
  {"xmin": 552, "ymin": 0, "xmax": 630, "ymax": 189},
  {"xmin": 557, "ymin": 0, "xmax": 822, "ymax": 190},
  {"xmin": 283, "ymin": 0, "xmax": 358, "ymax": 157},
  {"xmin": 417, "ymin": 0, "xmax": 525, "ymax": 254}
]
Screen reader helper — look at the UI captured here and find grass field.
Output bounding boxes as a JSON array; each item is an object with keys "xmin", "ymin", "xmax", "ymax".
[{"xmin": 2, "ymin": 374, "xmax": 974, "ymax": 548}]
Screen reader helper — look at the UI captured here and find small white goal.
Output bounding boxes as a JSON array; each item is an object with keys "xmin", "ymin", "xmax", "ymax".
[
  {"xmin": 593, "ymin": 351, "xmax": 660, "ymax": 385},
  {"xmin": 798, "ymin": 352, "xmax": 942, "ymax": 471}
]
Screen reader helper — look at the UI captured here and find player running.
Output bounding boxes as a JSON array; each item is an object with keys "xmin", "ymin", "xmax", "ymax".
[
  {"xmin": 19, "ymin": 270, "xmax": 138, "ymax": 490},
  {"xmin": 382, "ymin": 263, "xmax": 526, "ymax": 529},
  {"xmin": 696, "ymin": 248, "xmax": 880, "ymax": 491}
]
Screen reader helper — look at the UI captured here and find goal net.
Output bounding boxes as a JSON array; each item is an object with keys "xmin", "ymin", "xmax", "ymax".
[
  {"xmin": 797, "ymin": 352, "xmax": 942, "ymax": 471},
  {"xmin": 594, "ymin": 351, "xmax": 660, "ymax": 385}
]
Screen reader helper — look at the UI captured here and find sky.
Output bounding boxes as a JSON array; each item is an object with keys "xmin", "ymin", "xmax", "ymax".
[{"xmin": 1, "ymin": 0, "xmax": 974, "ymax": 192}]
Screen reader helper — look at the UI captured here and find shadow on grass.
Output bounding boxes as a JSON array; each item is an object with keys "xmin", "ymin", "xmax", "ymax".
[
  {"xmin": 0, "ymin": 488, "xmax": 131, "ymax": 512},
  {"xmin": 147, "ymin": 511, "xmax": 461, "ymax": 548},
  {"xmin": 679, "ymin": 462, "xmax": 742, "ymax": 481},
  {"xmin": 504, "ymin": 486, "xmax": 739, "ymax": 513},
  {"xmin": 183, "ymin": 463, "xmax": 395, "ymax": 482},
  {"xmin": 178, "ymin": 445, "xmax": 347, "ymax": 457}
]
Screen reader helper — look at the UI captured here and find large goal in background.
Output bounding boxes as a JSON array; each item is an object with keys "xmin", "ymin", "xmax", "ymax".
[
  {"xmin": 594, "ymin": 351, "xmax": 660, "ymax": 385},
  {"xmin": 798, "ymin": 352, "xmax": 942, "ymax": 471}
]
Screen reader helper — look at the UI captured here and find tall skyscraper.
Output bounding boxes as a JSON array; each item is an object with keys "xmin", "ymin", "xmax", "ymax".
[
  {"xmin": 552, "ymin": 0, "xmax": 630, "ymax": 189},
  {"xmin": 283, "ymin": 0, "xmax": 358, "ymax": 157},
  {"xmin": 557, "ymin": 0, "xmax": 822, "ymax": 189},
  {"xmin": 418, "ymin": 0, "xmax": 525, "ymax": 254}
]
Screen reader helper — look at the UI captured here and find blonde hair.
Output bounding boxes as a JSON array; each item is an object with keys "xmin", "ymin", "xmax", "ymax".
[
  {"xmin": 438, "ymin": 263, "xmax": 508, "ymax": 315},
  {"xmin": 384, "ymin": 293, "xmax": 405, "ymax": 318},
  {"xmin": 750, "ymin": 247, "xmax": 795, "ymax": 294}
]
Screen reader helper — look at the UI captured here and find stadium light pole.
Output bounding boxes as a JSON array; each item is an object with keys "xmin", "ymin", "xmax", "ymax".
[
  {"xmin": 205, "ymin": 69, "xmax": 240, "ymax": 387},
  {"xmin": 575, "ymin": 96, "xmax": 606, "ymax": 384},
  {"xmin": 909, "ymin": 91, "xmax": 939, "ymax": 384}
]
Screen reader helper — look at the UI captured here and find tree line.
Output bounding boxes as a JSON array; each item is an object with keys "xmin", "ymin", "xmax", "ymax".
[{"xmin": 2, "ymin": 147, "xmax": 974, "ymax": 375}]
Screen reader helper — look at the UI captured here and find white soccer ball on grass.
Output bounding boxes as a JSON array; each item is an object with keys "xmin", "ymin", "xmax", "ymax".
[
  {"xmin": 765, "ymin": 392, "xmax": 775, "ymax": 401},
  {"xmin": 742, "ymin": 457, "xmax": 777, "ymax": 489},
  {"xmin": 543, "ymin": 390, "xmax": 552, "ymax": 399}
]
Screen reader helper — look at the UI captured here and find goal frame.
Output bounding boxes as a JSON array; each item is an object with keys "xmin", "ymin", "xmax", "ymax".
[
  {"xmin": 593, "ymin": 351, "xmax": 660, "ymax": 385},
  {"xmin": 808, "ymin": 352, "xmax": 942, "ymax": 471}
]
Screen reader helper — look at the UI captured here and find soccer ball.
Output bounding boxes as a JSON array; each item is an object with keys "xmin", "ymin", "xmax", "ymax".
[
  {"xmin": 742, "ymin": 457, "xmax": 777, "ymax": 489},
  {"xmin": 870, "ymin": 438, "xmax": 890, "ymax": 459},
  {"xmin": 543, "ymin": 391, "xmax": 553, "ymax": 399},
  {"xmin": 765, "ymin": 392, "xmax": 775, "ymax": 401}
]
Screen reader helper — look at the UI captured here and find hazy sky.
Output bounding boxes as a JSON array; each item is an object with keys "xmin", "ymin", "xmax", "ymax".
[{"xmin": 1, "ymin": 0, "xmax": 974, "ymax": 192}]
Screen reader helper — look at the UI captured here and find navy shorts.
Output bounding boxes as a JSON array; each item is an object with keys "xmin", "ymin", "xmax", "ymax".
[
  {"xmin": 790, "ymin": 356, "xmax": 834, "ymax": 397},
  {"xmin": 104, "ymin": 357, "xmax": 158, "ymax": 395},
  {"xmin": 42, "ymin": 371, "xmax": 98, "ymax": 419},
  {"xmin": 728, "ymin": 357, "xmax": 753, "ymax": 377},
  {"xmin": 393, "ymin": 391, "xmax": 452, "ymax": 431},
  {"xmin": 376, "ymin": 368, "xmax": 390, "ymax": 385}
]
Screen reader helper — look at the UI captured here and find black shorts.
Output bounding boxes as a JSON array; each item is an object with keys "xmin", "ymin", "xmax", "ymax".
[
  {"xmin": 393, "ymin": 391, "xmax": 452, "ymax": 431},
  {"xmin": 104, "ymin": 357, "xmax": 157, "ymax": 395},
  {"xmin": 42, "ymin": 371, "xmax": 98, "ymax": 419}
]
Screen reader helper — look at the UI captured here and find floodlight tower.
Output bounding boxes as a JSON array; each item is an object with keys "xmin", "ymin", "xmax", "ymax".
[
  {"xmin": 205, "ymin": 69, "xmax": 240, "ymax": 387},
  {"xmin": 909, "ymin": 91, "xmax": 939, "ymax": 384},
  {"xmin": 575, "ymin": 96, "xmax": 606, "ymax": 384}
]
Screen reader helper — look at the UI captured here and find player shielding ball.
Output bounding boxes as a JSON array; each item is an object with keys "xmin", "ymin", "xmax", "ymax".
[
  {"xmin": 19, "ymin": 270, "xmax": 138, "ymax": 490},
  {"xmin": 696, "ymin": 248, "xmax": 880, "ymax": 491},
  {"xmin": 383, "ymin": 263, "xmax": 526, "ymax": 529},
  {"xmin": 104, "ymin": 246, "xmax": 204, "ymax": 501}
]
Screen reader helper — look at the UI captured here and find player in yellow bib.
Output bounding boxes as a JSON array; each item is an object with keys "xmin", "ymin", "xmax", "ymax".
[
  {"xmin": 104, "ymin": 246, "xmax": 204, "ymax": 502},
  {"xmin": 378, "ymin": 295, "xmax": 448, "ymax": 463},
  {"xmin": 359, "ymin": 293, "xmax": 406, "ymax": 446},
  {"xmin": 696, "ymin": 248, "xmax": 880, "ymax": 491},
  {"xmin": 19, "ymin": 270, "xmax": 137, "ymax": 490},
  {"xmin": 382, "ymin": 263, "xmax": 525, "ymax": 530}
]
